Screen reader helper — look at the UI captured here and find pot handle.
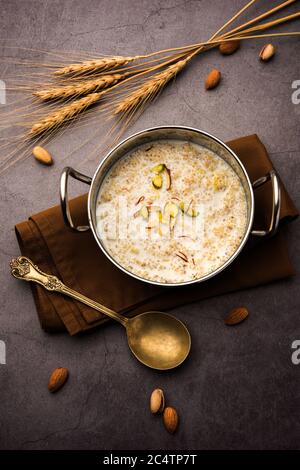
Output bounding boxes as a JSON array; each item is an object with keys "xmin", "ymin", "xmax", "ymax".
[
  {"xmin": 60, "ymin": 166, "xmax": 92, "ymax": 232},
  {"xmin": 251, "ymin": 170, "xmax": 281, "ymax": 237}
]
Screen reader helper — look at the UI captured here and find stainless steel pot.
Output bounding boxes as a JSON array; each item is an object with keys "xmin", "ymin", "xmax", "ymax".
[{"xmin": 60, "ymin": 126, "xmax": 281, "ymax": 287}]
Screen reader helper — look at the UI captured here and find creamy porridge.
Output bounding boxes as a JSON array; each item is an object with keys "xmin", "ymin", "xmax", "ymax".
[{"xmin": 96, "ymin": 140, "xmax": 248, "ymax": 284}]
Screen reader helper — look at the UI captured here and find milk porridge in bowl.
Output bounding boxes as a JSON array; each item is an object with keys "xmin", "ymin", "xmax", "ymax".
[
  {"xmin": 96, "ymin": 140, "xmax": 248, "ymax": 284},
  {"xmin": 60, "ymin": 127, "xmax": 281, "ymax": 285}
]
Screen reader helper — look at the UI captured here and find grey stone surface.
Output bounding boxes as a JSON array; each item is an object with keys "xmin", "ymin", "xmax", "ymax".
[{"xmin": 0, "ymin": 0, "xmax": 300, "ymax": 450}]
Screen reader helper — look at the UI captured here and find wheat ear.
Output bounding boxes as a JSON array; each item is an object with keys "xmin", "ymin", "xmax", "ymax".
[
  {"xmin": 114, "ymin": 58, "xmax": 188, "ymax": 115},
  {"xmin": 54, "ymin": 56, "xmax": 138, "ymax": 76},
  {"xmin": 34, "ymin": 73, "xmax": 127, "ymax": 101},
  {"xmin": 29, "ymin": 92, "xmax": 104, "ymax": 137}
]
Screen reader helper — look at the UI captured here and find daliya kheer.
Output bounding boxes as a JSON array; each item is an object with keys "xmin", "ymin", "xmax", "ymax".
[{"xmin": 96, "ymin": 140, "xmax": 247, "ymax": 284}]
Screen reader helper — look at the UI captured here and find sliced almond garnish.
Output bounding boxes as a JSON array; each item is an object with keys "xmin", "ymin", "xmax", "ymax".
[
  {"xmin": 175, "ymin": 251, "xmax": 189, "ymax": 263},
  {"xmin": 135, "ymin": 195, "xmax": 145, "ymax": 205},
  {"xmin": 165, "ymin": 167, "xmax": 172, "ymax": 190}
]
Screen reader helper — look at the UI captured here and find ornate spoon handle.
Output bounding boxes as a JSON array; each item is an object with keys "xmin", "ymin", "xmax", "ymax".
[{"xmin": 9, "ymin": 256, "xmax": 127, "ymax": 326}]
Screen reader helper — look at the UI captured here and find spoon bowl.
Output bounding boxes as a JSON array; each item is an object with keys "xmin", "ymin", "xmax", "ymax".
[
  {"xmin": 10, "ymin": 256, "xmax": 191, "ymax": 370},
  {"xmin": 126, "ymin": 311, "xmax": 191, "ymax": 370}
]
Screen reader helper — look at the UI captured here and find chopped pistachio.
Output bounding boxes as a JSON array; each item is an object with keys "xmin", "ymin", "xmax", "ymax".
[
  {"xmin": 152, "ymin": 174, "xmax": 163, "ymax": 189},
  {"xmin": 140, "ymin": 205, "xmax": 149, "ymax": 219},
  {"xmin": 164, "ymin": 202, "xmax": 179, "ymax": 218},
  {"xmin": 152, "ymin": 163, "xmax": 165, "ymax": 174},
  {"xmin": 148, "ymin": 208, "xmax": 163, "ymax": 227},
  {"xmin": 163, "ymin": 202, "xmax": 178, "ymax": 233},
  {"xmin": 169, "ymin": 216, "xmax": 177, "ymax": 232},
  {"xmin": 213, "ymin": 175, "xmax": 226, "ymax": 191},
  {"xmin": 186, "ymin": 207, "xmax": 199, "ymax": 217},
  {"xmin": 153, "ymin": 210, "xmax": 162, "ymax": 225},
  {"xmin": 179, "ymin": 200, "xmax": 198, "ymax": 217}
]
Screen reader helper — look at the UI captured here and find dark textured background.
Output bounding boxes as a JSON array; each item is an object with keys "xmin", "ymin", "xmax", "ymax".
[{"xmin": 0, "ymin": 0, "xmax": 300, "ymax": 450}]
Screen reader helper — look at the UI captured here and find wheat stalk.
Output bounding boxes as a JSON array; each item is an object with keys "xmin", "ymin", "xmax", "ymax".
[
  {"xmin": 34, "ymin": 73, "xmax": 127, "ymax": 101},
  {"xmin": 114, "ymin": 58, "xmax": 189, "ymax": 114},
  {"xmin": 54, "ymin": 56, "xmax": 139, "ymax": 76},
  {"xmin": 29, "ymin": 92, "xmax": 104, "ymax": 136},
  {"xmin": 112, "ymin": 0, "xmax": 256, "ymax": 116},
  {"xmin": 1, "ymin": 0, "xmax": 299, "ymax": 164}
]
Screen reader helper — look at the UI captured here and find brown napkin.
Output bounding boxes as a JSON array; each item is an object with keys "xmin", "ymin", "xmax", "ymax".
[{"xmin": 15, "ymin": 135, "xmax": 298, "ymax": 335}]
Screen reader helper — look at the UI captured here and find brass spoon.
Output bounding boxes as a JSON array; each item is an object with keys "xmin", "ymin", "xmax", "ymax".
[{"xmin": 10, "ymin": 256, "xmax": 191, "ymax": 370}]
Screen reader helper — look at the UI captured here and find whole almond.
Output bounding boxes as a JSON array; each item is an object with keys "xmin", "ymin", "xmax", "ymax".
[
  {"xmin": 32, "ymin": 145, "xmax": 53, "ymax": 165},
  {"xmin": 219, "ymin": 40, "xmax": 240, "ymax": 55},
  {"xmin": 205, "ymin": 69, "xmax": 221, "ymax": 90},
  {"xmin": 48, "ymin": 367, "xmax": 69, "ymax": 393},
  {"xmin": 259, "ymin": 43, "xmax": 276, "ymax": 62},
  {"xmin": 225, "ymin": 307, "xmax": 249, "ymax": 325},
  {"xmin": 163, "ymin": 406, "xmax": 178, "ymax": 434},
  {"xmin": 150, "ymin": 388, "xmax": 165, "ymax": 414}
]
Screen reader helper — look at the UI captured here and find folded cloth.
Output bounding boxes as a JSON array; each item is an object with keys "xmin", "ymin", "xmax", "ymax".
[{"xmin": 15, "ymin": 135, "xmax": 298, "ymax": 335}]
